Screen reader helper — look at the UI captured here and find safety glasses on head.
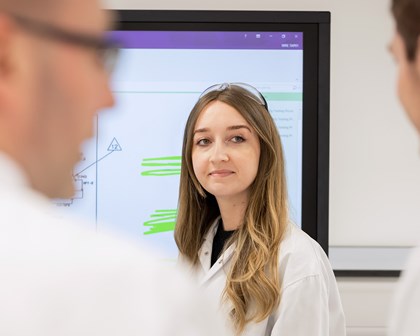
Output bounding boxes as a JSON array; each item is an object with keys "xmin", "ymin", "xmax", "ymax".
[{"xmin": 199, "ymin": 82, "xmax": 268, "ymax": 110}]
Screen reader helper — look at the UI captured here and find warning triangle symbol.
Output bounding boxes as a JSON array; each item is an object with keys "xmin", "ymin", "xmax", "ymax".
[{"xmin": 107, "ymin": 138, "xmax": 122, "ymax": 152}]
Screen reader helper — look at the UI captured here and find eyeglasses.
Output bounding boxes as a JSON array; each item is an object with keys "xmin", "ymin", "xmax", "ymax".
[
  {"xmin": 11, "ymin": 13, "xmax": 120, "ymax": 74},
  {"xmin": 199, "ymin": 82, "xmax": 268, "ymax": 110}
]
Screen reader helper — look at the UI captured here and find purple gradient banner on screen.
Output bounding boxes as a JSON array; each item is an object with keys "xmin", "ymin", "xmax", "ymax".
[{"xmin": 109, "ymin": 31, "xmax": 303, "ymax": 50}]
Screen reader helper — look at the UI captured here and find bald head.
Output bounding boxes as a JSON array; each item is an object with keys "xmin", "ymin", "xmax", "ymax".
[
  {"xmin": 0, "ymin": 0, "xmax": 112, "ymax": 37},
  {"xmin": 0, "ymin": 0, "xmax": 61, "ymax": 17}
]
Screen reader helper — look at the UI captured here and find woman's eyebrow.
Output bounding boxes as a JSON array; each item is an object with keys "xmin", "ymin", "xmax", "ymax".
[
  {"xmin": 193, "ymin": 128, "xmax": 209, "ymax": 135},
  {"xmin": 193, "ymin": 125, "xmax": 251, "ymax": 135},
  {"xmin": 227, "ymin": 125, "xmax": 252, "ymax": 132}
]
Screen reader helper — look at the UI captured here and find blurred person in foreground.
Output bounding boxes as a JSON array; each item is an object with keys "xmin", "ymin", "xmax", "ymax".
[
  {"xmin": 0, "ymin": 1, "xmax": 224, "ymax": 335},
  {"xmin": 388, "ymin": 0, "xmax": 420, "ymax": 334}
]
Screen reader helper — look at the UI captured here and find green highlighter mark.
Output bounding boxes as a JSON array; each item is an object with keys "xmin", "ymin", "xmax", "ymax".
[
  {"xmin": 144, "ymin": 209, "xmax": 178, "ymax": 235},
  {"xmin": 141, "ymin": 156, "xmax": 181, "ymax": 176}
]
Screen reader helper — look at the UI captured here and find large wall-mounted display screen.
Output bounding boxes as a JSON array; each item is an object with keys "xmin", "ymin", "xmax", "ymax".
[{"xmin": 55, "ymin": 11, "xmax": 331, "ymax": 260}]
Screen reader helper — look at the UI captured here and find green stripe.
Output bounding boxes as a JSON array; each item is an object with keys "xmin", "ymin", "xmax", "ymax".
[
  {"xmin": 143, "ymin": 209, "xmax": 178, "ymax": 235},
  {"xmin": 141, "ymin": 156, "xmax": 182, "ymax": 176},
  {"xmin": 143, "ymin": 221, "xmax": 175, "ymax": 234},
  {"xmin": 141, "ymin": 169, "xmax": 181, "ymax": 176},
  {"xmin": 154, "ymin": 209, "xmax": 178, "ymax": 214}
]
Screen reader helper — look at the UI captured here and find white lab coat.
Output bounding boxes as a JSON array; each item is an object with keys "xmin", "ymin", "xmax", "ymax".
[
  {"xmin": 388, "ymin": 244, "xmax": 420, "ymax": 336},
  {"xmin": 180, "ymin": 218, "xmax": 346, "ymax": 336},
  {"xmin": 0, "ymin": 152, "xmax": 225, "ymax": 336}
]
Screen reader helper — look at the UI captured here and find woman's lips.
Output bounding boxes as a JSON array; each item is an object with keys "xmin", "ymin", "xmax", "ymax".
[{"xmin": 209, "ymin": 170, "xmax": 234, "ymax": 177}]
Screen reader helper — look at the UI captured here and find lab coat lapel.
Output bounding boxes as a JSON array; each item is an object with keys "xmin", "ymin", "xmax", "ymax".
[
  {"xmin": 198, "ymin": 220, "xmax": 236, "ymax": 285},
  {"xmin": 200, "ymin": 244, "xmax": 235, "ymax": 285},
  {"xmin": 198, "ymin": 231, "xmax": 213, "ymax": 273}
]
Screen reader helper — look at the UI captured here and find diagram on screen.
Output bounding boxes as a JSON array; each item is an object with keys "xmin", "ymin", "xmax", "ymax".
[{"xmin": 54, "ymin": 137, "xmax": 123, "ymax": 226}]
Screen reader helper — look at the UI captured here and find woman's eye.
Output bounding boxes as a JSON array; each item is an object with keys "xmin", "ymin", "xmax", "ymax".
[
  {"xmin": 231, "ymin": 136, "xmax": 245, "ymax": 143},
  {"xmin": 196, "ymin": 138, "xmax": 210, "ymax": 146}
]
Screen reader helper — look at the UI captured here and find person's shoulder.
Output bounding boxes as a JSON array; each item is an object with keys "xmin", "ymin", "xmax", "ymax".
[
  {"xmin": 0, "ymin": 194, "xmax": 225, "ymax": 335},
  {"xmin": 0, "ymin": 175, "xmax": 226, "ymax": 335},
  {"xmin": 388, "ymin": 245, "xmax": 420, "ymax": 336},
  {"xmin": 279, "ymin": 222, "xmax": 326, "ymax": 265},
  {"xmin": 278, "ymin": 223, "xmax": 332, "ymax": 290}
]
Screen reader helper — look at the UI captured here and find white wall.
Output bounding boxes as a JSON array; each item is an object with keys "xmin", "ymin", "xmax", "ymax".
[{"xmin": 104, "ymin": 0, "xmax": 420, "ymax": 333}]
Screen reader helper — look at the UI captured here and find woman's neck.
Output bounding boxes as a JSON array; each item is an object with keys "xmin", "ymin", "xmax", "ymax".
[{"xmin": 216, "ymin": 194, "xmax": 248, "ymax": 231}]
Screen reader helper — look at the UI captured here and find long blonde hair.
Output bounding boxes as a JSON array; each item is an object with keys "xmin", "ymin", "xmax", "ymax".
[{"xmin": 175, "ymin": 85, "xmax": 288, "ymax": 333}]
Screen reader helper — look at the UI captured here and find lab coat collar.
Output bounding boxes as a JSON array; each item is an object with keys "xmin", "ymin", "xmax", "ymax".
[{"xmin": 198, "ymin": 217, "xmax": 236, "ymax": 285}]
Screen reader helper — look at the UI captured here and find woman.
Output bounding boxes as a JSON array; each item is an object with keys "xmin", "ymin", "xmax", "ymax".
[{"xmin": 175, "ymin": 83, "xmax": 345, "ymax": 335}]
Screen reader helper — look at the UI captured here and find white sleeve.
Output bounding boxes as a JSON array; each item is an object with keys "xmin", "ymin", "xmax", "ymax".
[
  {"xmin": 388, "ymin": 280, "xmax": 420, "ymax": 336},
  {"xmin": 270, "ymin": 274, "xmax": 346, "ymax": 336},
  {"xmin": 388, "ymin": 248, "xmax": 420, "ymax": 336}
]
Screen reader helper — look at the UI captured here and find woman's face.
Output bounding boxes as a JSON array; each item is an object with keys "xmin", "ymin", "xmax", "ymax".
[{"xmin": 191, "ymin": 100, "xmax": 261, "ymax": 204}]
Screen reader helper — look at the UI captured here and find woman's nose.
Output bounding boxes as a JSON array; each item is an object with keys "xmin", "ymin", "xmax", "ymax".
[{"xmin": 209, "ymin": 141, "xmax": 229, "ymax": 163}]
